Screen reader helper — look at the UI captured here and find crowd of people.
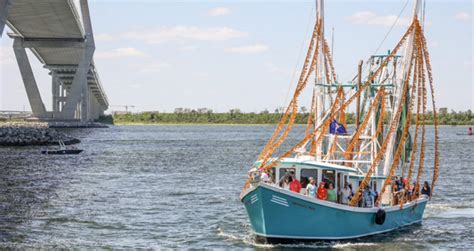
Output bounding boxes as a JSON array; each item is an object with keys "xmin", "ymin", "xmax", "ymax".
[
  {"xmin": 259, "ymin": 169, "xmax": 432, "ymax": 208},
  {"xmin": 277, "ymin": 171, "xmax": 358, "ymax": 205},
  {"xmin": 381, "ymin": 176, "xmax": 431, "ymax": 206}
]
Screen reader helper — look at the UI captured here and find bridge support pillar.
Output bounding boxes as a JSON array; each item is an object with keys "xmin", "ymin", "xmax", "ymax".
[
  {"xmin": 12, "ymin": 38, "xmax": 48, "ymax": 118},
  {"xmin": 59, "ymin": 0, "xmax": 95, "ymax": 123},
  {"xmin": 52, "ymin": 71, "xmax": 60, "ymax": 115},
  {"xmin": 0, "ymin": 0, "xmax": 12, "ymax": 37},
  {"xmin": 90, "ymin": 95, "xmax": 98, "ymax": 121}
]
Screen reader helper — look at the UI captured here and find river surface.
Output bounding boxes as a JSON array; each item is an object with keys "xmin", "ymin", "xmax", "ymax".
[{"xmin": 0, "ymin": 125, "xmax": 472, "ymax": 249}]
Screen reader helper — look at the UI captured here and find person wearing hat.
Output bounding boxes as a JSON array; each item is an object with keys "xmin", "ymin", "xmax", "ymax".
[
  {"xmin": 306, "ymin": 177, "xmax": 317, "ymax": 197},
  {"xmin": 317, "ymin": 182, "xmax": 328, "ymax": 200}
]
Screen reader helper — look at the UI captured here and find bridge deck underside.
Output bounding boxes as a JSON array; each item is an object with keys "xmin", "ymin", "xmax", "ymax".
[{"xmin": 7, "ymin": 0, "xmax": 83, "ymax": 39}]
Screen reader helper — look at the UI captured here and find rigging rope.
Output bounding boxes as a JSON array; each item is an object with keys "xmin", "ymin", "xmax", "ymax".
[
  {"xmin": 257, "ymin": 21, "xmax": 322, "ymax": 164},
  {"xmin": 257, "ymin": 23, "xmax": 324, "ymax": 169},
  {"xmin": 350, "ymin": 20, "xmax": 418, "ymax": 206},
  {"xmin": 350, "ymin": 0, "xmax": 410, "ymax": 83},
  {"xmin": 400, "ymin": 43, "xmax": 422, "ymax": 206},
  {"xmin": 420, "ymin": 28, "xmax": 440, "ymax": 197},
  {"xmin": 373, "ymin": 21, "xmax": 422, "ymax": 207}
]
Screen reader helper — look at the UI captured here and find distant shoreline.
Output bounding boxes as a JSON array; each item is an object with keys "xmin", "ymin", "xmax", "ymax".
[
  {"xmin": 113, "ymin": 122, "xmax": 277, "ymax": 126},
  {"xmin": 112, "ymin": 122, "xmax": 470, "ymax": 127},
  {"xmin": 106, "ymin": 110, "xmax": 474, "ymax": 126}
]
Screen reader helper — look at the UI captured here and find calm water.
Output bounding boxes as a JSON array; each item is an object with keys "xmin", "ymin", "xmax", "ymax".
[{"xmin": 0, "ymin": 125, "xmax": 472, "ymax": 249}]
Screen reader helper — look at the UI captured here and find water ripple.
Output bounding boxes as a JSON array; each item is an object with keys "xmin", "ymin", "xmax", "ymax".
[{"xmin": 0, "ymin": 125, "xmax": 472, "ymax": 248}]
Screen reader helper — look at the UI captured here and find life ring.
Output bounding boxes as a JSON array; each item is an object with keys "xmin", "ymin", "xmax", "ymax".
[{"xmin": 375, "ymin": 209, "xmax": 386, "ymax": 225}]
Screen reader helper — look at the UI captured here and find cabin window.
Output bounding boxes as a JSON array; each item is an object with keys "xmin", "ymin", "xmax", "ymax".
[
  {"xmin": 278, "ymin": 168, "xmax": 295, "ymax": 185},
  {"xmin": 300, "ymin": 169, "xmax": 318, "ymax": 189},
  {"xmin": 322, "ymin": 170, "xmax": 335, "ymax": 186}
]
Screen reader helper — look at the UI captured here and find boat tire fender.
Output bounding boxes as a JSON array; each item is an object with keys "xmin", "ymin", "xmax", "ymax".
[{"xmin": 375, "ymin": 209, "xmax": 386, "ymax": 225}]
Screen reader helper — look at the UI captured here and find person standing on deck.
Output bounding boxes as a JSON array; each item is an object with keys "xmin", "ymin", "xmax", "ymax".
[
  {"xmin": 340, "ymin": 182, "xmax": 352, "ymax": 205},
  {"xmin": 306, "ymin": 177, "xmax": 317, "ymax": 197},
  {"xmin": 260, "ymin": 170, "xmax": 269, "ymax": 183},
  {"xmin": 281, "ymin": 176, "xmax": 291, "ymax": 190},
  {"xmin": 327, "ymin": 182, "xmax": 337, "ymax": 202},
  {"xmin": 411, "ymin": 181, "xmax": 419, "ymax": 200},
  {"xmin": 317, "ymin": 182, "xmax": 328, "ymax": 200},
  {"xmin": 290, "ymin": 173, "xmax": 302, "ymax": 193},
  {"xmin": 421, "ymin": 181, "xmax": 431, "ymax": 197},
  {"xmin": 362, "ymin": 186, "xmax": 375, "ymax": 208}
]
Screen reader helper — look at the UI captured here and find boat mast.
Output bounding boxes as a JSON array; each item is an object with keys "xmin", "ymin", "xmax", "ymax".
[
  {"xmin": 382, "ymin": 0, "xmax": 422, "ymax": 176},
  {"xmin": 314, "ymin": 0, "xmax": 325, "ymax": 161},
  {"xmin": 356, "ymin": 61, "xmax": 363, "ymax": 129}
]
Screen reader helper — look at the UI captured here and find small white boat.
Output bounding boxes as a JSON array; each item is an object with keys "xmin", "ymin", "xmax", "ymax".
[{"xmin": 41, "ymin": 140, "xmax": 83, "ymax": 155}]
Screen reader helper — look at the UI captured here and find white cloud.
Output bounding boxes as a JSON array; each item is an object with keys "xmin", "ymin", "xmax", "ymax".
[
  {"xmin": 129, "ymin": 83, "xmax": 142, "ymax": 89},
  {"xmin": 226, "ymin": 44, "xmax": 269, "ymax": 54},
  {"xmin": 264, "ymin": 62, "xmax": 299, "ymax": 76},
  {"xmin": 123, "ymin": 26, "xmax": 247, "ymax": 44},
  {"xmin": 264, "ymin": 62, "xmax": 279, "ymax": 73},
  {"xmin": 347, "ymin": 11, "xmax": 410, "ymax": 27},
  {"xmin": 139, "ymin": 63, "xmax": 171, "ymax": 73},
  {"xmin": 197, "ymin": 72, "xmax": 209, "ymax": 78},
  {"xmin": 96, "ymin": 47, "xmax": 146, "ymax": 59},
  {"xmin": 207, "ymin": 7, "xmax": 231, "ymax": 17},
  {"xmin": 95, "ymin": 33, "xmax": 115, "ymax": 42},
  {"xmin": 179, "ymin": 45, "xmax": 198, "ymax": 51},
  {"xmin": 454, "ymin": 12, "xmax": 471, "ymax": 21}
]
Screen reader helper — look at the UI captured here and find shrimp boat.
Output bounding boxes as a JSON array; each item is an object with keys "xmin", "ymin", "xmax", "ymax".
[{"xmin": 240, "ymin": 0, "xmax": 440, "ymax": 241}]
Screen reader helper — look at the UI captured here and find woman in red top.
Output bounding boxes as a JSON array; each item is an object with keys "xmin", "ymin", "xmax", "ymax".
[
  {"xmin": 317, "ymin": 182, "xmax": 327, "ymax": 200},
  {"xmin": 290, "ymin": 176, "xmax": 302, "ymax": 193}
]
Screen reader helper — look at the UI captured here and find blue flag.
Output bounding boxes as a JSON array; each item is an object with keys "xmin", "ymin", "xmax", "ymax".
[{"xmin": 329, "ymin": 119, "xmax": 347, "ymax": 135}]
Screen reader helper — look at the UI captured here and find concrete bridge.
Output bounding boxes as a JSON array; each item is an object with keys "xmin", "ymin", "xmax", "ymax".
[{"xmin": 0, "ymin": 0, "xmax": 109, "ymax": 123}]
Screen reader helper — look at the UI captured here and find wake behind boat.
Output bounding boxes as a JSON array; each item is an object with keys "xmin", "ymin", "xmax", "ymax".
[
  {"xmin": 240, "ymin": 0, "xmax": 440, "ymax": 242},
  {"xmin": 41, "ymin": 140, "xmax": 83, "ymax": 155}
]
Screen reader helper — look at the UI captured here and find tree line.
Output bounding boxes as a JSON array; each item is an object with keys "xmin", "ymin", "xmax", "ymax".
[{"xmin": 99, "ymin": 107, "xmax": 474, "ymax": 125}]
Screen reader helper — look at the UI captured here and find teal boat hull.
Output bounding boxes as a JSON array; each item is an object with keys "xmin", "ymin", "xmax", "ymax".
[{"xmin": 242, "ymin": 183, "xmax": 428, "ymax": 240}]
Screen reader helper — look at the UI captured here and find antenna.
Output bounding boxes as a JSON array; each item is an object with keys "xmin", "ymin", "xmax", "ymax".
[{"xmin": 331, "ymin": 27, "xmax": 335, "ymax": 64}]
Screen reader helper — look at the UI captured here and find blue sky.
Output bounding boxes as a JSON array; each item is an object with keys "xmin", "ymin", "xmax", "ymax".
[{"xmin": 0, "ymin": 0, "xmax": 472, "ymax": 113}]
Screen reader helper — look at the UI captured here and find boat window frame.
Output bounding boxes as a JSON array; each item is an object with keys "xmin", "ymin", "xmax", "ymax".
[
  {"xmin": 278, "ymin": 167, "xmax": 296, "ymax": 186},
  {"xmin": 322, "ymin": 169, "xmax": 336, "ymax": 187},
  {"xmin": 300, "ymin": 168, "xmax": 319, "ymax": 191}
]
